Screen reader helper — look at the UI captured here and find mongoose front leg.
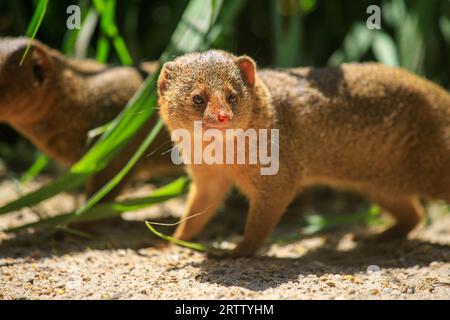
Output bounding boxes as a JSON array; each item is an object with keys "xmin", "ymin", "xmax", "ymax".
[
  {"xmin": 231, "ymin": 192, "xmax": 295, "ymax": 257},
  {"xmin": 173, "ymin": 167, "xmax": 231, "ymax": 241},
  {"xmin": 368, "ymin": 194, "xmax": 424, "ymax": 240}
]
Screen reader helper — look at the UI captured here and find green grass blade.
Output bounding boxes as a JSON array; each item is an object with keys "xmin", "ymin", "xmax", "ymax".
[
  {"xmin": 112, "ymin": 36, "xmax": 133, "ymax": 65},
  {"xmin": 94, "ymin": 0, "xmax": 133, "ymax": 65},
  {"xmin": 299, "ymin": 0, "xmax": 317, "ymax": 15},
  {"xmin": 71, "ymin": 119, "xmax": 163, "ymax": 220},
  {"xmin": 165, "ymin": 0, "xmax": 223, "ymax": 55},
  {"xmin": 20, "ymin": 0, "xmax": 48, "ymax": 66},
  {"xmin": 145, "ymin": 221, "xmax": 218, "ymax": 252},
  {"xmin": 372, "ymin": 31, "xmax": 399, "ymax": 66},
  {"xmin": 207, "ymin": 0, "xmax": 247, "ymax": 47},
  {"xmin": 0, "ymin": 173, "xmax": 89, "ymax": 215},
  {"xmin": 301, "ymin": 205, "xmax": 382, "ymax": 235},
  {"xmin": 328, "ymin": 22, "xmax": 374, "ymax": 65},
  {"xmin": 20, "ymin": 153, "xmax": 49, "ymax": 184},
  {"xmin": 95, "ymin": 33, "xmax": 110, "ymax": 63},
  {"xmin": 24, "ymin": 0, "xmax": 48, "ymax": 36},
  {"xmin": 440, "ymin": 16, "xmax": 450, "ymax": 44},
  {"xmin": 62, "ymin": 0, "xmax": 93, "ymax": 56},
  {"xmin": 272, "ymin": 0, "xmax": 302, "ymax": 67},
  {"xmin": 5, "ymin": 177, "xmax": 188, "ymax": 233}
]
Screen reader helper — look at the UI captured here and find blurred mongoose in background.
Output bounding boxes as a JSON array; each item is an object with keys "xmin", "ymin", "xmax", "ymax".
[
  {"xmin": 0, "ymin": 38, "xmax": 180, "ymax": 200},
  {"xmin": 158, "ymin": 50, "xmax": 450, "ymax": 257}
]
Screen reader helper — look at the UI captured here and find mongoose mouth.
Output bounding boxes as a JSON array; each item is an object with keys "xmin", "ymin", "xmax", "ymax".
[{"xmin": 201, "ymin": 121, "xmax": 232, "ymax": 130}]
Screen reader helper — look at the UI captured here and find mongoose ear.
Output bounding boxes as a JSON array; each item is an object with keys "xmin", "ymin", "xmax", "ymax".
[
  {"xmin": 7, "ymin": 42, "xmax": 52, "ymax": 77},
  {"xmin": 27, "ymin": 45, "xmax": 52, "ymax": 84},
  {"xmin": 8, "ymin": 43, "xmax": 53, "ymax": 84},
  {"xmin": 158, "ymin": 62, "xmax": 176, "ymax": 96},
  {"xmin": 236, "ymin": 55, "xmax": 256, "ymax": 87}
]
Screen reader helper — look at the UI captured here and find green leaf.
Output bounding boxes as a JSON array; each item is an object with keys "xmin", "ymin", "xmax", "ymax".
[
  {"xmin": 5, "ymin": 177, "xmax": 189, "ymax": 232},
  {"xmin": 20, "ymin": 0, "xmax": 48, "ymax": 66},
  {"xmin": 439, "ymin": 16, "xmax": 450, "ymax": 44},
  {"xmin": 24, "ymin": 0, "xmax": 48, "ymax": 37},
  {"xmin": 112, "ymin": 35, "xmax": 133, "ymax": 65},
  {"xmin": 95, "ymin": 33, "xmax": 110, "ymax": 63},
  {"xmin": 328, "ymin": 23, "xmax": 374, "ymax": 65},
  {"xmin": 70, "ymin": 120, "xmax": 164, "ymax": 222},
  {"xmin": 301, "ymin": 204, "xmax": 382, "ymax": 235},
  {"xmin": 0, "ymin": 173, "xmax": 89, "ymax": 215},
  {"xmin": 62, "ymin": 0, "xmax": 94, "ymax": 56},
  {"xmin": 372, "ymin": 32, "xmax": 399, "ymax": 66},
  {"xmin": 299, "ymin": 0, "xmax": 317, "ymax": 15},
  {"xmin": 20, "ymin": 153, "xmax": 49, "ymax": 184},
  {"xmin": 394, "ymin": 0, "xmax": 431, "ymax": 73},
  {"xmin": 382, "ymin": 0, "xmax": 406, "ymax": 28},
  {"xmin": 272, "ymin": 0, "xmax": 302, "ymax": 67},
  {"xmin": 94, "ymin": 0, "xmax": 133, "ymax": 65},
  {"xmin": 207, "ymin": 0, "xmax": 247, "ymax": 47},
  {"xmin": 145, "ymin": 221, "xmax": 222, "ymax": 253}
]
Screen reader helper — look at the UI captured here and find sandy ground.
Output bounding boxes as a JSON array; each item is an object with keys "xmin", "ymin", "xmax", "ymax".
[{"xmin": 0, "ymin": 176, "xmax": 449, "ymax": 300}]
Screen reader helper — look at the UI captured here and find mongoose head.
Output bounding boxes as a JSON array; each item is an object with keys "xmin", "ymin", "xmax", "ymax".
[
  {"xmin": 157, "ymin": 50, "xmax": 257, "ymax": 132},
  {"xmin": 0, "ymin": 38, "xmax": 53, "ymax": 123}
]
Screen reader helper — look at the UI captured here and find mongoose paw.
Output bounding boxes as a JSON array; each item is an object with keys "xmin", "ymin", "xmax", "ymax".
[
  {"xmin": 206, "ymin": 249, "xmax": 233, "ymax": 259},
  {"xmin": 154, "ymin": 240, "xmax": 172, "ymax": 250},
  {"xmin": 206, "ymin": 244, "xmax": 258, "ymax": 259},
  {"xmin": 376, "ymin": 226, "xmax": 410, "ymax": 242},
  {"xmin": 352, "ymin": 231, "xmax": 377, "ymax": 242},
  {"xmin": 70, "ymin": 215, "xmax": 124, "ymax": 231},
  {"xmin": 172, "ymin": 228, "xmax": 195, "ymax": 243},
  {"xmin": 229, "ymin": 243, "xmax": 259, "ymax": 258},
  {"xmin": 354, "ymin": 227, "xmax": 409, "ymax": 243}
]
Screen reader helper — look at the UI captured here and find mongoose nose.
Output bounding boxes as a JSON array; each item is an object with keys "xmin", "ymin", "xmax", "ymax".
[{"xmin": 217, "ymin": 114, "xmax": 230, "ymax": 123}]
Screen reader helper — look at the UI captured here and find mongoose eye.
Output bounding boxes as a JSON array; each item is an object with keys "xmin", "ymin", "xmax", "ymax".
[
  {"xmin": 192, "ymin": 95, "xmax": 205, "ymax": 106},
  {"xmin": 228, "ymin": 93, "xmax": 238, "ymax": 104}
]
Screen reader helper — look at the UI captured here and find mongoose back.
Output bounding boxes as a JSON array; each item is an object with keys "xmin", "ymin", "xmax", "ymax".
[
  {"xmin": 158, "ymin": 50, "xmax": 450, "ymax": 257},
  {"xmin": 0, "ymin": 37, "xmax": 180, "ymax": 200}
]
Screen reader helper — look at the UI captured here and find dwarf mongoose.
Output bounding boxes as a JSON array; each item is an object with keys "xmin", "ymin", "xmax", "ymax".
[
  {"xmin": 158, "ymin": 50, "xmax": 450, "ymax": 257},
  {"xmin": 0, "ymin": 37, "xmax": 180, "ymax": 200}
]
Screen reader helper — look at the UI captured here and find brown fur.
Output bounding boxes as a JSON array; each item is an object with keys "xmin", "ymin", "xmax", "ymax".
[
  {"xmin": 0, "ymin": 37, "xmax": 181, "ymax": 200},
  {"xmin": 158, "ymin": 50, "xmax": 450, "ymax": 257}
]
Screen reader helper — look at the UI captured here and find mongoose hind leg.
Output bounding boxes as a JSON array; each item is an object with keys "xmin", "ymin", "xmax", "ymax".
[{"xmin": 366, "ymin": 193, "xmax": 424, "ymax": 241}]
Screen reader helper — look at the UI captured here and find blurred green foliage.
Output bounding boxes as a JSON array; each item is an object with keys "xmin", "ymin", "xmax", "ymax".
[{"xmin": 1, "ymin": 0, "xmax": 448, "ymax": 75}]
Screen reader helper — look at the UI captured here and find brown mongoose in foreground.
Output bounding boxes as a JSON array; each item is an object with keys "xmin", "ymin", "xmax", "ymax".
[
  {"xmin": 0, "ymin": 37, "xmax": 181, "ymax": 200},
  {"xmin": 158, "ymin": 50, "xmax": 450, "ymax": 257}
]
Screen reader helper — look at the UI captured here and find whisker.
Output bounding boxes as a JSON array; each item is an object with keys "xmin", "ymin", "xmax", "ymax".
[
  {"xmin": 145, "ymin": 141, "xmax": 173, "ymax": 158},
  {"xmin": 147, "ymin": 203, "xmax": 213, "ymax": 226},
  {"xmin": 160, "ymin": 145, "xmax": 177, "ymax": 155}
]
